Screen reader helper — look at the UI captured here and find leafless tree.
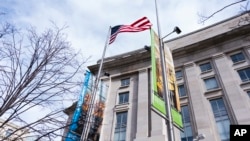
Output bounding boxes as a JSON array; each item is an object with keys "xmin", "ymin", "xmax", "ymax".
[
  {"xmin": 0, "ymin": 20, "xmax": 88, "ymax": 141},
  {"xmin": 198, "ymin": 0, "xmax": 249, "ymax": 24}
]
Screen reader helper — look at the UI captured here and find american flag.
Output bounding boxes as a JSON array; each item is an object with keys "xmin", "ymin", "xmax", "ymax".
[{"xmin": 109, "ymin": 17, "xmax": 152, "ymax": 44}]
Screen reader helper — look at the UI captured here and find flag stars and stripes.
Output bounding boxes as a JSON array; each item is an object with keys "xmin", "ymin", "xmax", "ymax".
[{"xmin": 109, "ymin": 17, "xmax": 152, "ymax": 44}]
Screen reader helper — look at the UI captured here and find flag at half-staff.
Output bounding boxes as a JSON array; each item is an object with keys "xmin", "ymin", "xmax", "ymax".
[{"xmin": 109, "ymin": 17, "xmax": 152, "ymax": 44}]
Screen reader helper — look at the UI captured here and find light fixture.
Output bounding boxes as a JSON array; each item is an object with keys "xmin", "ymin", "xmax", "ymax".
[
  {"xmin": 104, "ymin": 72, "xmax": 110, "ymax": 77},
  {"xmin": 174, "ymin": 26, "xmax": 181, "ymax": 34},
  {"xmin": 162, "ymin": 26, "xmax": 182, "ymax": 40},
  {"xmin": 144, "ymin": 45, "xmax": 151, "ymax": 51},
  {"xmin": 193, "ymin": 133, "xmax": 206, "ymax": 141}
]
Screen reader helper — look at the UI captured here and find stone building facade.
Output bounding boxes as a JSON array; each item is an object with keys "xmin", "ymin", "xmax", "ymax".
[
  {"xmin": 0, "ymin": 118, "xmax": 30, "ymax": 141},
  {"xmin": 88, "ymin": 47, "xmax": 176, "ymax": 141},
  {"xmin": 166, "ymin": 11, "xmax": 250, "ymax": 141},
  {"xmin": 64, "ymin": 12, "xmax": 250, "ymax": 141}
]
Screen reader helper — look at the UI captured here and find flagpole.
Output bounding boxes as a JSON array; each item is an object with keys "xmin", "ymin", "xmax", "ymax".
[
  {"xmin": 80, "ymin": 27, "xmax": 111, "ymax": 141},
  {"xmin": 154, "ymin": 0, "xmax": 175, "ymax": 141}
]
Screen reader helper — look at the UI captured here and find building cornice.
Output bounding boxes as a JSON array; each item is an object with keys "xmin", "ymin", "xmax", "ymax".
[
  {"xmin": 165, "ymin": 11, "xmax": 250, "ymax": 48},
  {"xmin": 88, "ymin": 48, "xmax": 151, "ymax": 74},
  {"xmin": 171, "ymin": 24, "xmax": 250, "ymax": 58}
]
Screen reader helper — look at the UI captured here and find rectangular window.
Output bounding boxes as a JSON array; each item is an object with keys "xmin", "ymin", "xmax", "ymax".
[
  {"xmin": 175, "ymin": 70, "xmax": 183, "ymax": 79},
  {"xmin": 180, "ymin": 106, "xmax": 193, "ymax": 141},
  {"xmin": 119, "ymin": 92, "xmax": 129, "ymax": 104},
  {"xmin": 204, "ymin": 77, "xmax": 219, "ymax": 90},
  {"xmin": 247, "ymin": 91, "xmax": 250, "ymax": 98},
  {"xmin": 200, "ymin": 62, "xmax": 212, "ymax": 72},
  {"xmin": 178, "ymin": 85, "xmax": 186, "ymax": 97},
  {"xmin": 114, "ymin": 112, "xmax": 127, "ymax": 141},
  {"xmin": 210, "ymin": 99, "xmax": 230, "ymax": 141},
  {"xmin": 121, "ymin": 78, "xmax": 130, "ymax": 87},
  {"xmin": 230, "ymin": 52, "xmax": 245, "ymax": 63},
  {"xmin": 238, "ymin": 68, "xmax": 250, "ymax": 82}
]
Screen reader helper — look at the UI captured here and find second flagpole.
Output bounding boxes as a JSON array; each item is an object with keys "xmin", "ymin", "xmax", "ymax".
[
  {"xmin": 154, "ymin": 0, "xmax": 175, "ymax": 141},
  {"xmin": 80, "ymin": 27, "xmax": 111, "ymax": 141}
]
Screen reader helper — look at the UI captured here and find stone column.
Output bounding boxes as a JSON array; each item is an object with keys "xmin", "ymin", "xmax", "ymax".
[
  {"xmin": 134, "ymin": 69, "xmax": 149, "ymax": 140},
  {"xmin": 184, "ymin": 62, "xmax": 218, "ymax": 141},
  {"xmin": 212, "ymin": 53, "xmax": 250, "ymax": 124},
  {"xmin": 134, "ymin": 69, "xmax": 166, "ymax": 141}
]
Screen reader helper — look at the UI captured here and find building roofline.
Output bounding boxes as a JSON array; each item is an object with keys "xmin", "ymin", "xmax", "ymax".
[
  {"xmin": 88, "ymin": 47, "xmax": 150, "ymax": 73},
  {"xmin": 165, "ymin": 10, "xmax": 250, "ymax": 43},
  {"xmin": 88, "ymin": 11, "xmax": 250, "ymax": 73},
  {"xmin": 96, "ymin": 48, "xmax": 148, "ymax": 64}
]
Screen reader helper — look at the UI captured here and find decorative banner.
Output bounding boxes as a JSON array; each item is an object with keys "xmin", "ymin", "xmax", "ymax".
[
  {"xmin": 150, "ymin": 28, "xmax": 166, "ymax": 115},
  {"xmin": 171, "ymin": 108, "xmax": 183, "ymax": 129},
  {"xmin": 65, "ymin": 71, "xmax": 92, "ymax": 141},
  {"xmin": 65, "ymin": 71, "xmax": 107, "ymax": 141},
  {"xmin": 87, "ymin": 80, "xmax": 107, "ymax": 141},
  {"xmin": 150, "ymin": 28, "xmax": 183, "ymax": 129},
  {"xmin": 164, "ymin": 45, "xmax": 181, "ymax": 112}
]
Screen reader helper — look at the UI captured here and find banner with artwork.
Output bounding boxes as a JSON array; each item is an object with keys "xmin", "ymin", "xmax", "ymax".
[
  {"xmin": 150, "ymin": 28, "xmax": 183, "ymax": 129},
  {"xmin": 164, "ymin": 45, "xmax": 181, "ymax": 112},
  {"xmin": 87, "ymin": 80, "xmax": 107, "ymax": 140},
  {"xmin": 150, "ymin": 28, "xmax": 166, "ymax": 115},
  {"xmin": 65, "ymin": 71, "xmax": 107, "ymax": 141}
]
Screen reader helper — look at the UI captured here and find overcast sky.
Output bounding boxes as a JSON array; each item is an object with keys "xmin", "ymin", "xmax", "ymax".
[
  {"xmin": 1, "ymin": 0, "xmax": 247, "ymax": 66},
  {"xmin": 0, "ymin": 0, "xmax": 248, "ymax": 140}
]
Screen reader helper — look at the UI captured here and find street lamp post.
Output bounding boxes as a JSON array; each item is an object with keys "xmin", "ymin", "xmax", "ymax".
[
  {"xmin": 154, "ymin": 1, "xmax": 181, "ymax": 141},
  {"xmin": 159, "ymin": 26, "xmax": 181, "ymax": 141}
]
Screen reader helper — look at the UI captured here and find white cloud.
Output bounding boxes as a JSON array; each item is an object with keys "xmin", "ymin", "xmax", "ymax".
[
  {"xmin": 1, "ymin": 0, "xmax": 245, "ymax": 114},
  {"xmin": 2, "ymin": 0, "xmax": 244, "ymax": 64}
]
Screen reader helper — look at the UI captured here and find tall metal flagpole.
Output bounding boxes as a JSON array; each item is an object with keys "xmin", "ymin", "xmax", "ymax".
[
  {"xmin": 80, "ymin": 27, "xmax": 111, "ymax": 141},
  {"xmin": 154, "ymin": 0, "xmax": 175, "ymax": 141}
]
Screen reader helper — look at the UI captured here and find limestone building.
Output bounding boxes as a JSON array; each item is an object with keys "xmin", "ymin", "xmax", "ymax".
[
  {"xmin": 64, "ymin": 12, "xmax": 250, "ymax": 141},
  {"xmin": 0, "ymin": 118, "xmax": 30, "ymax": 141},
  {"xmin": 166, "ymin": 11, "xmax": 250, "ymax": 141}
]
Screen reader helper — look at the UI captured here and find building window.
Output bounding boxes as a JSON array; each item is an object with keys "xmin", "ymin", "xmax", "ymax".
[
  {"xmin": 175, "ymin": 70, "xmax": 183, "ymax": 79},
  {"xmin": 204, "ymin": 77, "xmax": 219, "ymax": 91},
  {"xmin": 121, "ymin": 78, "xmax": 130, "ymax": 87},
  {"xmin": 114, "ymin": 112, "xmax": 127, "ymax": 141},
  {"xmin": 200, "ymin": 62, "xmax": 212, "ymax": 73},
  {"xmin": 210, "ymin": 98, "xmax": 230, "ymax": 141},
  {"xmin": 178, "ymin": 85, "xmax": 186, "ymax": 97},
  {"xmin": 230, "ymin": 52, "xmax": 245, "ymax": 63},
  {"xmin": 180, "ymin": 106, "xmax": 193, "ymax": 141},
  {"xmin": 119, "ymin": 92, "xmax": 129, "ymax": 104},
  {"xmin": 247, "ymin": 91, "xmax": 250, "ymax": 98},
  {"xmin": 237, "ymin": 68, "xmax": 250, "ymax": 82},
  {"xmin": 5, "ymin": 129, "xmax": 13, "ymax": 137}
]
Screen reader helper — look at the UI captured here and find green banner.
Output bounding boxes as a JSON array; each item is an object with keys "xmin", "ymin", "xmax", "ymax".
[
  {"xmin": 150, "ymin": 28, "xmax": 165, "ymax": 115},
  {"xmin": 150, "ymin": 28, "xmax": 183, "ymax": 129},
  {"xmin": 153, "ymin": 94, "xmax": 166, "ymax": 115},
  {"xmin": 171, "ymin": 108, "xmax": 183, "ymax": 129}
]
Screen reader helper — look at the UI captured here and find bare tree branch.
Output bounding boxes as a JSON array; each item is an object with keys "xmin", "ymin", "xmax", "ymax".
[
  {"xmin": 0, "ymin": 20, "xmax": 88, "ymax": 141},
  {"xmin": 198, "ymin": 0, "xmax": 248, "ymax": 24}
]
